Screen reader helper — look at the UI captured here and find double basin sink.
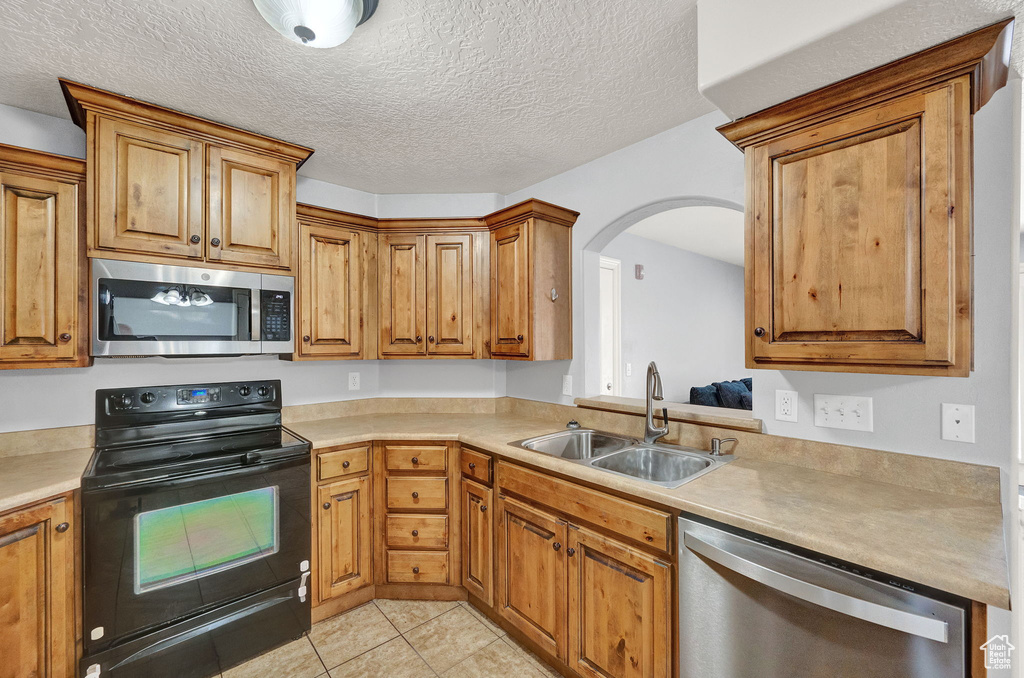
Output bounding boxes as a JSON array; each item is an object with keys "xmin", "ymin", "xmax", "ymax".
[{"xmin": 511, "ymin": 428, "xmax": 729, "ymax": 489}]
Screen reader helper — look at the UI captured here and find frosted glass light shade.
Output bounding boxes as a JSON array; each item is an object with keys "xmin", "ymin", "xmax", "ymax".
[{"xmin": 253, "ymin": 0, "xmax": 366, "ymax": 48}]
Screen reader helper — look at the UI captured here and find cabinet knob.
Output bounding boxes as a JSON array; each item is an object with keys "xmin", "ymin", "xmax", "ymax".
[
  {"xmin": 59, "ymin": 333, "xmax": 71, "ymax": 342},
  {"xmin": 55, "ymin": 522, "xmax": 70, "ymax": 533},
  {"xmin": 411, "ymin": 457, "xmax": 419, "ymax": 464},
  {"xmin": 190, "ymin": 235, "xmax": 201, "ymax": 244},
  {"xmin": 211, "ymin": 238, "xmax": 221, "ymax": 247},
  {"xmin": 468, "ymin": 462, "xmax": 476, "ymax": 469},
  {"xmin": 342, "ymin": 461, "xmax": 350, "ymax": 469},
  {"xmin": 416, "ymin": 335, "xmax": 422, "ymax": 343},
  {"xmin": 303, "ymin": 335, "xmax": 311, "ymax": 343},
  {"xmin": 567, "ymin": 547, "xmax": 575, "ymax": 557},
  {"xmin": 412, "ymin": 566, "xmax": 420, "ymax": 574},
  {"xmin": 412, "ymin": 492, "xmax": 419, "ymax": 499},
  {"xmin": 428, "ymin": 336, "xmax": 435, "ymax": 343},
  {"xmin": 754, "ymin": 326, "xmax": 766, "ymax": 337},
  {"xmin": 552, "ymin": 542, "xmax": 561, "ymax": 551},
  {"xmin": 516, "ymin": 334, "xmax": 524, "ymax": 343},
  {"xmin": 412, "ymin": 530, "xmax": 419, "ymax": 537},
  {"xmin": 480, "ymin": 505, "xmax": 487, "ymax": 513},
  {"xmin": 322, "ymin": 502, "xmax": 331, "ymax": 510}
]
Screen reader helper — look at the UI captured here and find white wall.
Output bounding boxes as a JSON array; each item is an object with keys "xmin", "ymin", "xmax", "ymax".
[{"xmin": 600, "ymin": 233, "xmax": 746, "ymax": 401}]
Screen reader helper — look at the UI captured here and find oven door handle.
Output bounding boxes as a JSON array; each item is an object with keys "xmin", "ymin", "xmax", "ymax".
[{"xmin": 683, "ymin": 532, "xmax": 949, "ymax": 643}]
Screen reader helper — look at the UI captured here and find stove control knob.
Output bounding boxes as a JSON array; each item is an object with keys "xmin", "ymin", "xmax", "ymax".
[
  {"xmin": 238, "ymin": 385, "xmax": 252, "ymax": 397},
  {"xmin": 117, "ymin": 394, "xmax": 132, "ymax": 408},
  {"xmin": 140, "ymin": 392, "xmax": 156, "ymax": 404},
  {"xmin": 257, "ymin": 386, "xmax": 270, "ymax": 398}
]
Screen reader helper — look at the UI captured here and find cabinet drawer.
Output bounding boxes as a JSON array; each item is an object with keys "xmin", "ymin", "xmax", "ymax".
[
  {"xmin": 461, "ymin": 448, "xmax": 492, "ymax": 484},
  {"xmin": 385, "ymin": 444, "xmax": 448, "ymax": 472},
  {"xmin": 318, "ymin": 445, "xmax": 370, "ymax": 481},
  {"xmin": 497, "ymin": 462, "xmax": 671, "ymax": 552},
  {"xmin": 387, "ymin": 550, "xmax": 449, "ymax": 584},
  {"xmin": 387, "ymin": 477, "xmax": 448, "ymax": 511},
  {"xmin": 386, "ymin": 515, "xmax": 448, "ymax": 549}
]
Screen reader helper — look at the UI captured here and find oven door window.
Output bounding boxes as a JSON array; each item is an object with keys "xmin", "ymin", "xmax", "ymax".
[
  {"xmin": 134, "ymin": 486, "xmax": 279, "ymax": 594},
  {"xmin": 97, "ymin": 278, "xmax": 252, "ymax": 342}
]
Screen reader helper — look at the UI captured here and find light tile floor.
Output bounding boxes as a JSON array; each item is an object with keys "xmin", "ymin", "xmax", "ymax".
[{"xmin": 222, "ymin": 600, "xmax": 561, "ymax": 678}]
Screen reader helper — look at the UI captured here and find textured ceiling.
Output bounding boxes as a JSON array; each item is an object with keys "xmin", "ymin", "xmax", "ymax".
[
  {"xmin": 0, "ymin": 0, "xmax": 712, "ymax": 194},
  {"xmin": 621, "ymin": 206, "xmax": 744, "ymax": 266}
]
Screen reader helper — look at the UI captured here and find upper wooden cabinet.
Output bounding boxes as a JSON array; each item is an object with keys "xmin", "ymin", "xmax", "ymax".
[
  {"xmin": 718, "ymin": 20, "xmax": 1012, "ymax": 376},
  {"xmin": 61, "ymin": 79, "xmax": 312, "ymax": 274},
  {"xmin": 426, "ymin": 233, "xmax": 476, "ymax": 356},
  {"xmin": 292, "ymin": 205, "xmax": 376, "ymax": 360},
  {"xmin": 379, "ymin": 233, "xmax": 427, "ymax": 356},
  {"xmin": 488, "ymin": 201, "xmax": 577, "ymax": 360},
  {"xmin": 0, "ymin": 144, "xmax": 89, "ymax": 370}
]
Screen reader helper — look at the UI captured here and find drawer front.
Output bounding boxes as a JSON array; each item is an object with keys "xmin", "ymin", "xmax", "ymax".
[
  {"xmin": 387, "ymin": 550, "xmax": 449, "ymax": 584},
  {"xmin": 318, "ymin": 445, "xmax": 370, "ymax": 481},
  {"xmin": 386, "ymin": 515, "xmax": 448, "ymax": 549},
  {"xmin": 497, "ymin": 461, "xmax": 672, "ymax": 552},
  {"xmin": 461, "ymin": 448, "xmax": 492, "ymax": 484},
  {"xmin": 387, "ymin": 477, "xmax": 448, "ymax": 511},
  {"xmin": 385, "ymin": 444, "xmax": 448, "ymax": 472}
]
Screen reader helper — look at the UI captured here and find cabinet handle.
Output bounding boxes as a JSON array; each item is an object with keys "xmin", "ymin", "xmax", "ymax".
[
  {"xmin": 480, "ymin": 505, "xmax": 488, "ymax": 512},
  {"xmin": 190, "ymin": 235, "xmax": 201, "ymax": 244},
  {"xmin": 412, "ymin": 530, "xmax": 419, "ymax": 537},
  {"xmin": 516, "ymin": 334, "xmax": 524, "ymax": 343},
  {"xmin": 411, "ymin": 457, "xmax": 419, "ymax": 464},
  {"xmin": 55, "ymin": 522, "xmax": 70, "ymax": 533},
  {"xmin": 412, "ymin": 492, "xmax": 419, "ymax": 499},
  {"xmin": 342, "ymin": 461, "xmax": 350, "ymax": 469},
  {"xmin": 211, "ymin": 238, "xmax": 221, "ymax": 247},
  {"xmin": 552, "ymin": 542, "xmax": 561, "ymax": 551},
  {"xmin": 567, "ymin": 547, "xmax": 575, "ymax": 557},
  {"xmin": 303, "ymin": 335, "xmax": 311, "ymax": 343},
  {"xmin": 322, "ymin": 502, "xmax": 331, "ymax": 510},
  {"xmin": 468, "ymin": 462, "xmax": 476, "ymax": 469},
  {"xmin": 412, "ymin": 567, "xmax": 420, "ymax": 574},
  {"xmin": 428, "ymin": 336, "xmax": 435, "ymax": 343},
  {"xmin": 59, "ymin": 333, "xmax": 71, "ymax": 342},
  {"xmin": 416, "ymin": 335, "xmax": 422, "ymax": 343},
  {"xmin": 754, "ymin": 326, "xmax": 766, "ymax": 337}
]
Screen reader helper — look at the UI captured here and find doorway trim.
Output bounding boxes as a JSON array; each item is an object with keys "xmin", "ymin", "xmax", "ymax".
[{"xmin": 598, "ymin": 256, "xmax": 622, "ymax": 396}]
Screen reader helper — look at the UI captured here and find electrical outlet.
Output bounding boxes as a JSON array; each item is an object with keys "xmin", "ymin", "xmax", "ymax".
[
  {"xmin": 775, "ymin": 390, "xmax": 798, "ymax": 422},
  {"xmin": 562, "ymin": 375, "xmax": 573, "ymax": 396},
  {"xmin": 813, "ymin": 394, "xmax": 873, "ymax": 432},
  {"xmin": 941, "ymin": 403, "xmax": 975, "ymax": 443},
  {"xmin": 626, "ymin": 363, "xmax": 632, "ymax": 377},
  {"xmin": 348, "ymin": 372, "xmax": 360, "ymax": 391}
]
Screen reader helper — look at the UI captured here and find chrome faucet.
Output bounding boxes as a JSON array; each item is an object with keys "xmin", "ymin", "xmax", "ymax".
[{"xmin": 644, "ymin": 361, "xmax": 669, "ymax": 444}]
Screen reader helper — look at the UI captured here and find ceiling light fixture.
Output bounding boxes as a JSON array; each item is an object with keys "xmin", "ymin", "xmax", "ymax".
[{"xmin": 252, "ymin": 0, "xmax": 378, "ymax": 48}]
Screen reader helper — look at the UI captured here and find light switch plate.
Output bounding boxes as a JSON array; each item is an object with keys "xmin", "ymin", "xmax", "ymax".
[
  {"xmin": 562, "ymin": 375, "xmax": 573, "ymax": 396},
  {"xmin": 941, "ymin": 403, "xmax": 975, "ymax": 443},
  {"xmin": 348, "ymin": 372, "xmax": 360, "ymax": 391},
  {"xmin": 813, "ymin": 394, "xmax": 873, "ymax": 432},
  {"xmin": 775, "ymin": 390, "xmax": 798, "ymax": 422}
]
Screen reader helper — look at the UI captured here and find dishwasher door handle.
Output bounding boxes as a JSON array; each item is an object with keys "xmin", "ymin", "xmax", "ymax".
[{"xmin": 683, "ymin": 531, "xmax": 949, "ymax": 643}]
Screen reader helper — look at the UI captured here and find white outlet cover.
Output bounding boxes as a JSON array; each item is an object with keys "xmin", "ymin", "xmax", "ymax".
[
  {"xmin": 348, "ymin": 372, "xmax": 360, "ymax": 391},
  {"xmin": 626, "ymin": 363, "xmax": 632, "ymax": 377},
  {"xmin": 813, "ymin": 394, "xmax": 873, "ymax": 432},
  {"xmin": 562, "ymin": 375, "xmax": 573, "ymax": 396},
  {"xmin": 941, "ymin": 403, "xmax": 975, "ymax": 443},
  {"xmin": 775, "ymin": 390, "xmax": 798, "ymax": 422}
]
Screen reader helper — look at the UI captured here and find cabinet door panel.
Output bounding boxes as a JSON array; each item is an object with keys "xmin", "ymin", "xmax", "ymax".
[
  {"xmin": 0, "ymin": 173, "xmax": 79, "ymax": 362},
  {"xmin": 299, "ymin": 223, "xmax": 363, "ymax": 357},
  {"xmin": 317, "ymin": 476, "xmax": 372, "ymax": 601},
  {"xmin": 208, "ymin": 145, "xmax": 294, "ymax": 270},
  {"xmin": 490, "ymin": 221, "xmax": 530, "ymax": 356},
  {"xmin": 0, "ymin": 495, "xmax": 74, "ymax": 678},
  {"xmin": 96, "ymin": 116, "xmax": 204, "ymax": 258},
  {"xmin": 568, "ymin": 526, "xmax": 671, "ymax": 678},
  {"xmin": 749, "ymin": 78, "xmax": 970, "ymax": 373},
  {"xmin": 461, "ymin": 478, "xmax": 493, "ymax": 605},
  {"xmin": 426, "ymin": 233, "xmax": 474, "ymax": 356},
  {"xmin": 380, "ymin": 234, "xmax": 425, "ymax": 355},
  {"xmin": 496, "ymin": 494, "xmax": 567, "ymax": 659}
]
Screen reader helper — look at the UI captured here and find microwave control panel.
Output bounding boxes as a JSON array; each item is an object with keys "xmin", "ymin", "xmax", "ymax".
[{"xmin": 261, "ymin": 290, "xmax": 291, "ymax": 342}]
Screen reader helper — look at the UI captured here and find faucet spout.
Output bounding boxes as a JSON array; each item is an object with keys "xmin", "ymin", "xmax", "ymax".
[{"xmin": 645, "ymin": 362, "xmax": 669, "ymax": 444}]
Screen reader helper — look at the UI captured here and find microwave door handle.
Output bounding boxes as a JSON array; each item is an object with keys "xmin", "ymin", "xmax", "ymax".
[
  {"xmin": 682, "ymin": 531, "xmax": 949, "ymax": 643},
  {"xmin": 251, "ymin": 289, "xmax": 261, "ymax": 342}
]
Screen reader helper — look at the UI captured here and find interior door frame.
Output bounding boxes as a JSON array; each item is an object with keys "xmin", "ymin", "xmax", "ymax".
[{"xmin": 598, "ymin": 256, "xmax": 622, "ymax": 396}]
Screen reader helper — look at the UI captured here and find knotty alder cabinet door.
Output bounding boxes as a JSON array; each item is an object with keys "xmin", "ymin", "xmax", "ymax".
[
  {"xmin": 0, "ymin": 145, "xmax": 89, "ymax": 369},
  {"xmin": 297, "ymin": 222, "xmax": 367, "ymax": 358},
  {"xmin": 379, "ymin": 234, "xmax": 426, "ymax": 356},
  {"xmin": 490, "ymin": 221, "xmax": 531, "ymax": 357},
  {"xmin": 461, "ymin": 478, "xmax": 493, "ymax": 606},
  {"xmin": 317, "ymin": 476, "xmax": 373, "ymax": 602},
  {"xmin": 0, "ymin": 493, "xmax": 76, "ymax": 678},
  {"xmin": 426, "ymin": 233, "xmax": 475, "ymax": 356}
]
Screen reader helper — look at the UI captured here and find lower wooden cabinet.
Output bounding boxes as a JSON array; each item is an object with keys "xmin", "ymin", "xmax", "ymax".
[
  {"xmin": 567, "ymin": 526, "xmax": 671, "ymax": 678},
  {"xmin": 316, "ymin": 475, "xmax": 373, "ymax": 602},
  {"xmin": 0, "ymin": 493, "xmax": 76, "ymax": 678},
  {"xmin": 461, "ymin": 478, "xmax": 493, "ymax": 605}
]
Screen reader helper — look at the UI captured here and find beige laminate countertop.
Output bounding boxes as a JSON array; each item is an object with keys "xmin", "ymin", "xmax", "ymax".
[
  {"xmin": 289, "ymin": 412, "xmax": 1010, "ymax": 609},
  {"xmin": 0, "ymin": 448, "xmax": 94, "ymax": 514}
]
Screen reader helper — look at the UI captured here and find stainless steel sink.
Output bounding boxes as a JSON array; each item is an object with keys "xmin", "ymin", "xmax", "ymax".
[
  {"xmin": 590, "ymin": 445, "xmax": 716, "ymax": 488},
  {"xmin": 512, "ymin": 428, "xmax": 729, "ymax": 488},
  {"xmin": 515, "ymin": 429, "xmax": 634, "ymax": 460}
]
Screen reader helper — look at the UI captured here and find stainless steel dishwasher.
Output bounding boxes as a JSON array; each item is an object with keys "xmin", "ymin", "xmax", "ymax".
[{"xmin": 679, "ymin": 515, "xmax": 970, "ymax": 678}]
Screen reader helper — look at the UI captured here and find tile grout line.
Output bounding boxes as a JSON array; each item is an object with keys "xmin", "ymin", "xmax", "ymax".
[
  {"xmin": 302, "ymin": 633, "xmax": 330, "ymax": 677},
  {"xmin": 312, "ymin": 601, "xmax": 403, "ymax": 674},
  {"xmin": 372, "ymin": 599, "xmax": 441, "ymax": 676}
]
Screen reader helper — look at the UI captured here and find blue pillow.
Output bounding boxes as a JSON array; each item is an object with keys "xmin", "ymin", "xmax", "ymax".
[
  {"xmin": 690, "ymin": 385, "xmax": 721, "ymax": 407},
  {"xmin": 741, "ymin": 377, "xmax": 752, "ymax": 391},
  {"xmin": 714, "ymin": 380, "xmax": 749, "ymax": 409}
]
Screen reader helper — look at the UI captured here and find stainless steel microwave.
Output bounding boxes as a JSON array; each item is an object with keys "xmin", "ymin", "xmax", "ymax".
[{"xmin": 92, "ymin": 259, "xmax": 294, "ymax": 357}]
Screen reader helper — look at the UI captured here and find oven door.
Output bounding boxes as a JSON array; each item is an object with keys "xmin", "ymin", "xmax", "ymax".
[
  {"xmin": 92, "ymin": 258, "xmax": 262, "ymax": 356},
  {"xmin": 82, "ymin": 455, "xmax": 310, "ymax": 652}
]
